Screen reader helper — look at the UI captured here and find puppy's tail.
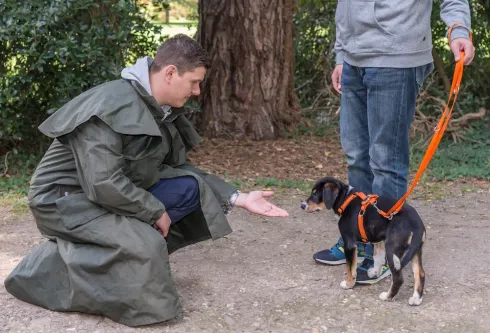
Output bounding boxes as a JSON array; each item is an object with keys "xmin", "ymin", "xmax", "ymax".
[{"xmin": 398, "ymin": 229, "xmax": 426, "ymax": 270}]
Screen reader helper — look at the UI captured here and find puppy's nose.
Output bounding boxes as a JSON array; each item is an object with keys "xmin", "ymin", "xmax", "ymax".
[{"xmin": 300, "ymin": 202, "xmax": 307, "ymax": 210}]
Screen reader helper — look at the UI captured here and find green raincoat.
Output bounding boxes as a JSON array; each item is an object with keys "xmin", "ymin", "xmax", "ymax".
[{"xmin": 4, "ymin": 60, "xmax": 237, "ymax": 326}]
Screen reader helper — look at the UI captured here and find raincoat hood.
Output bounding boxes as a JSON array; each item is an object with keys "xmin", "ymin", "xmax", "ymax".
[{"xmin": 121, "ymin": 56, "xmax": 172, "ymax": 117}]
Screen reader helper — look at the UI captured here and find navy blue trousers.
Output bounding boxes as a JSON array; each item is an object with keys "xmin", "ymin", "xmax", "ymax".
[{"xmin": 148, "ymin": 176, "xmax": 201, "ymax": 223}]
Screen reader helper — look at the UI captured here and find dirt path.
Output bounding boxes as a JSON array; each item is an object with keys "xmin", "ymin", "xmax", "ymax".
[{"xmin": 1, "ymin": 188, "xmax": 490, "ymax": 333}]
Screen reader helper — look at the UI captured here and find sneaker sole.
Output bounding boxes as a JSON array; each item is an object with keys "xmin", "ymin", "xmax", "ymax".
[
  {"xmin": 314, "ymin": 257, "xmax": 366, "ymax": 266},
  {"xmin": 356, "ymin": 269, "xmax": 392, "ymax": 285}
]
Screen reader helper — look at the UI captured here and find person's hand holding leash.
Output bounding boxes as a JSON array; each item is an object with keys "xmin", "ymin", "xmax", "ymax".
[
  {"xmin": 451, "ymin": 38, "xmax": 475, "ymax": 65},
  {"xmin": 331, "ymin": 64, "xmax": 343, "ymax": 94},
  {"xmin": 234, "ymin": 191, "xmax": 289, "ymax": 217}
]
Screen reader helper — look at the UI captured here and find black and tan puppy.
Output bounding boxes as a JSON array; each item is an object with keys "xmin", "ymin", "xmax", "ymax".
[{"xmin": 301, "ymin": 177, "xmax": 426, "ymax": 306}]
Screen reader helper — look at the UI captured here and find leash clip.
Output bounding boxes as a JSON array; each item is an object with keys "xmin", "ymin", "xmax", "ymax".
[
  {"xmin": 387, "ymin": 211, "xmax": 397, "ymax": 220},
  {"xmin": 371, "ymin": 201, "xmax": 381, "ymax": 214}
]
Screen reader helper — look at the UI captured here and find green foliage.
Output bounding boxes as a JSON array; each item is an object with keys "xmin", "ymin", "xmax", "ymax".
[
  {"xmin": 411, "ymin": 118, "xmax": 490, "ymax": 180},
  {"xmin": 294, "ymin": 0, "xmax": 490, "ymax": 115},
  {"xmin": 293, "ymin": 0, "xmax": 337, "ymax": 109},
  {"xmin": 0, "ymin": 150, "xmax": 44, "ymax": 196},
  {"xmin": 0, "ymin": 0, "xmax": 165, "ymax": 149},
  {"xmin": 428, "ymin": 0, "xmax": 490, "ymax": 114},
  {"xmin": 294, "ymin": 0, "xmax": 490, "ymax": 180},
  {"xmin": 0, "ymin": 176, "xmax": 30, "ymax": 196}
]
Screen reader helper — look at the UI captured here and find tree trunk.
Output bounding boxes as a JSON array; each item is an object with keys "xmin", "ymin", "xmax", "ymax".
[
  {"xmin": 432, "ymin": 49, "xmax": 451, "ymax": 92},
  {"xmin": 195, "ymin": 0, "xmax": 300, "ymax": 140}
]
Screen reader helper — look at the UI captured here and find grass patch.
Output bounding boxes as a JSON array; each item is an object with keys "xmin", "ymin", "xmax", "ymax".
[
  {"xmin": 410, "ymin": 121, "xmax": 490, "ymax": 181},
  {"xmin": 0, "ymin": 176, "xmax": 30, "ymax": 196},
  {"xmin": 0, "ymin": 194, "xmax": 30, "ymax": 218},
  {"xmin": 228, "ymin": 177, "xmax": 313, "ymax": 194}
]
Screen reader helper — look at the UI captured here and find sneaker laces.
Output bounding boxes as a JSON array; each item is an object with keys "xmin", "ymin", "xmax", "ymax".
[
  {"xmin": 358, "ymin": 258, "xmax": 374, "ymax": 270},
  {"xmin": 331, "ymin": 242, "xmax": 343, "ymax": 251}
]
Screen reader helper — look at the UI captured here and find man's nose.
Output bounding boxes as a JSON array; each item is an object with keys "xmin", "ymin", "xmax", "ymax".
[
  {"xmin": 192, "ymin": 85, "xmax": 200, "ymax": 96},
  {"xmin": 300, "ymin": 202, "xmax": 307, "ymax": 210}
]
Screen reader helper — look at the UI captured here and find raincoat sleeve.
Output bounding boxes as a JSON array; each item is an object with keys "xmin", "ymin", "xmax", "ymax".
[
  {"xmin": 176, "ymin": 163, "xmax": 237, "ymax": 205},
  {"xmin": 62, "ymin": 117, "xmax": 166, "ymax": 225}
]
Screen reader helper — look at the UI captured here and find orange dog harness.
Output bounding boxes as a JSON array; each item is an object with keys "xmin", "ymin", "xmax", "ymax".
[
  {"xmin": 337, "ymin": 23, "xmax": 472, "ymax": 243},
  {"xmin": 337, "ymin": 192, "xmax": 387, "ymax": 243}
]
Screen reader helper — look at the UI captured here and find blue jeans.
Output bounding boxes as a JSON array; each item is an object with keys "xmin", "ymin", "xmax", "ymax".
[
  {"xmin": 338, "ymin": 61, "xmax": 433, "ymax": 258},
  {"xmin": 148, "ymin": 176, "xmax": 201, "ymax": 223}
]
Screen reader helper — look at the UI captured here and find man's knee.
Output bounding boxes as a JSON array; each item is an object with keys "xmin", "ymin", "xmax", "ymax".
[
  {"xmin": 179, "ymin": 176, "xmax": 199, "ymax": 197},
  {"xmin": 176, "ymin": 176, "xmax": 200, "ymax": 211}
]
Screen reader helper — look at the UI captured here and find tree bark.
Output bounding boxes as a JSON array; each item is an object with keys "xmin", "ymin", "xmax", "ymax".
[
  {"xmin": 195, "ymin": 0, "xmax": 300, "ymax": 140},
  {"xmin": 432, "ymin": 49, "xmax": 451, "ymax": 92}
]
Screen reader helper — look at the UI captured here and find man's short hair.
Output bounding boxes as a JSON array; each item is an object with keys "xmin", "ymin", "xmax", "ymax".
[{"xmin": 151, "ymin": 34, "xmax": 209, "ymax": 74}]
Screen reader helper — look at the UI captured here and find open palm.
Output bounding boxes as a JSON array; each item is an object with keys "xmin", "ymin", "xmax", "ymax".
[{"xmin": 240, "ymin": 191, "xmax": 289, "ymax": 217}]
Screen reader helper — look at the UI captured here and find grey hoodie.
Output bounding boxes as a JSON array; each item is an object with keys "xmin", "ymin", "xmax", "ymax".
[
  {"xmin": 121, "ymin": 56, "xmax": 172, "ymax": 119},
  {"xmin": 334, "ymin": 0, "xmax": 471, "ymax": 67}
]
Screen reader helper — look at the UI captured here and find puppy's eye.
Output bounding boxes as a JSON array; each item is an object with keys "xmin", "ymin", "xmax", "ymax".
[{"xmin": 311, "ymin": 193, "xmax": 322, "ymax": 203}]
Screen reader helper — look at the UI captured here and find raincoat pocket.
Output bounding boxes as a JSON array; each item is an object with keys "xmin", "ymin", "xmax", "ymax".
[{"xmin": 55, "ymin": 193, "xmax": 109, "ymax": 230}]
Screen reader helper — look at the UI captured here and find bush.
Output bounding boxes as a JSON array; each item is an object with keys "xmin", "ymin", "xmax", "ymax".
[
  {"xmin": 294, "ymin": 0, "xmax": 490, "ymax": 121},
  {"xmin": 0, "ymin": 0, "xmax": 165, "ymax": 150}
]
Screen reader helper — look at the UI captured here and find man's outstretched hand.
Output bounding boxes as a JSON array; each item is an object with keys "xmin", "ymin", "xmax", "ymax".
[{"xmin": 234, "ymin": 191, "xmax": 289, "ymax": 217}]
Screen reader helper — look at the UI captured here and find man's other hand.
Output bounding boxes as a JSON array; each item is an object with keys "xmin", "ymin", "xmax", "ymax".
[
  {"xmin": 155, "ymin": 212, "xmax": 172, "ymax": 237},
  {"xmin": 332, "ymin": 64, "xmax": 343, "ymax": 94}
]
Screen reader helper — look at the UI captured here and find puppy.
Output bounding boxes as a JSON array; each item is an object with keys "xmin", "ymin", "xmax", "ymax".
[{"xmin": 301, "ymin": 176, "xmax": 426, "ymax": 306}]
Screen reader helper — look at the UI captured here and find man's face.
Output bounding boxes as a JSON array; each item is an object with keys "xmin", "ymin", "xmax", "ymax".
[{"xmin": 159, "ymin": 66, "xmax": 206, "ymax": 108}]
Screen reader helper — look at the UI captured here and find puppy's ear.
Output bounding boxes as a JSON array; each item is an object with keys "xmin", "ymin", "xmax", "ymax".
[{"xmin": 322, "ymin": 182, "xmax": 340, "ymax": 210}]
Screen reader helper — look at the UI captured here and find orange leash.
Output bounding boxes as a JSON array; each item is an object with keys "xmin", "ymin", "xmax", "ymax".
[
  {"xmin": 384, "ymin": 23, "xmax": 472, "ymax": 218},
  {"xmin": 336, "ymin": 23, "xmax": 472, "ymax": 242}
]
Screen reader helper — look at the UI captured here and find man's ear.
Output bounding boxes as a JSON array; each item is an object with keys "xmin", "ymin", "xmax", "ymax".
[
  {"xmin": 322, "ymin": 182, "xmax": 340, "ymax": 210},
  {"xmin": 164, "ymin": 65, "xmax": 177, "ymax": 82}
]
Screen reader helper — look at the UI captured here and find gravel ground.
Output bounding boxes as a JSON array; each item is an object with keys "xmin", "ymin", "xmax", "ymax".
[{"xmin": 1, "ymin": 188, "xmax": 490, "ymax": 333}]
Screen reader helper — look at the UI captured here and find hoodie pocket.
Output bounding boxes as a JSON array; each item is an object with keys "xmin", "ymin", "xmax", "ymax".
[{"xmin": 349, "ymin": 1, "xmax": 394, "ymax": 53}]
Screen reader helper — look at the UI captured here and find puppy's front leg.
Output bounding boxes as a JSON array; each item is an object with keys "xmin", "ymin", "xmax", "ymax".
[
  {"xmin": 368, "ymin": 242, "xmax": 386, "ymax": 278},
  {"xmin": 340, "ymin": 245, "xmax": 358, "ymax": 289}
]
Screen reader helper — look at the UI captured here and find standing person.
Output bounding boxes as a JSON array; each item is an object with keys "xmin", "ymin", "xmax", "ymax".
[
  {"xmin": 313, "ymin": 1, "xmax": 475, "ymax": 284},
  {"xmin": 5, "ymin": 34, "xmax": 289, "ymax": 327}
]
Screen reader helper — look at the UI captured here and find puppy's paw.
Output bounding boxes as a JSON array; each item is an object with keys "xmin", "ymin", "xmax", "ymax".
[
  {"xmin": 379, "ymin": 292, "xmax": 392, "ymax": 301},
  {"xmin": 340, "ymin": 280, "xmax": 355, "ymax": 289},
  {"xmin": 367, "ymin": 267, "xmax": 379, "ymax": 278},
  {"xmin": 409, "ymin": 294, "xmax": 423, "ymax": 306}
]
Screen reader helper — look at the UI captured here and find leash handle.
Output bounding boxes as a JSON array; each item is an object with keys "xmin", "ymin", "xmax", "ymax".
[
  {"xmin": 385, "ymin": 23, "xmax": 471, "ymax": 217},
  {"xmin": 447, "ymin": 22, "xmax": 473, "ymax": 44}
]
